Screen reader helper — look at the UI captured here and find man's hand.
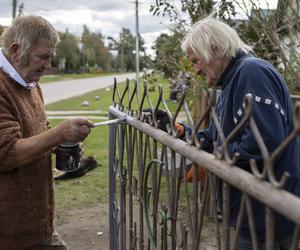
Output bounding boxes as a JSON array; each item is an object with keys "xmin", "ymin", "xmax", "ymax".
[{"xmin": 57, "ymin": 118, "xmax": 94, "ymax": 142}]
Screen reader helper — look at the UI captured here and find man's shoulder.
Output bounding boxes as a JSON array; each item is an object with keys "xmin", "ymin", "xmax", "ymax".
[
  {"xmin": 0, "ymin": 68, "xmax": 8, "ymax": 80},
  {"xmin": 236, "ymin": 56, "xmax": 280, "ymax": 84},
  {"xmin": 0, "ymin": 70, "xmax": 29, "ymax": 100},
  {"xmin": 239, "ymin": 56, "xmax": 273, "ymax": 71}
]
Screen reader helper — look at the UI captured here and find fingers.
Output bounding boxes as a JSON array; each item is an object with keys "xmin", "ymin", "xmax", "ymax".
[
  {"xmin": 58, "ymin": 117, "xmax": 93, "ymax": 142},
  {"xmin": 78, "ymin": 125, "xmax": 92, "ymax": 135},
  {"xmin": 76, "ymin": 117, "xmax": 94, "ymax": 128}
]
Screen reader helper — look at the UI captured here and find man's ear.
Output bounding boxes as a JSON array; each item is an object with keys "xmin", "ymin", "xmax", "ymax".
[
  {"xmin": 10, "ymin": 43, "xmax": 20, "ymax": 62},
  {"xmin": 211, "ymin": 45, "xmax": 220, "ymax": 58}
]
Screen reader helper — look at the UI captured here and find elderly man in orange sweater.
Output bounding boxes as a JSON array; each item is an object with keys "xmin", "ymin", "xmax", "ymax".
[{"xmin": 0, "ymin": 16, "xmax": 93, "ymax": 249}]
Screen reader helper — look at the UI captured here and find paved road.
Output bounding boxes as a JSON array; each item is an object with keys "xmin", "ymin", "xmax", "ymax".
[{"xmin": 40, "ymin": 73, "xmax": 136, "ymax": 105}]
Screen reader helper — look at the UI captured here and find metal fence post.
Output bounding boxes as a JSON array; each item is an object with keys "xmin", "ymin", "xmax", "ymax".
[{"xmin": 109, "ymin": 111, "xmax": 118, "ymax": 250}]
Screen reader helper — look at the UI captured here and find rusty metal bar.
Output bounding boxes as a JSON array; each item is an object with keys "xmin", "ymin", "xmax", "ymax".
[
  {"xmin": 137, "ymin": 130, "xmax": 145, "ymax": 249},
  {"xmin": 222, "ymin": 182, "xmax": 230, "ymax": 250},
  {"xmin": 109, "ymin": 112, "xmax": 118, "ymax": 250}
]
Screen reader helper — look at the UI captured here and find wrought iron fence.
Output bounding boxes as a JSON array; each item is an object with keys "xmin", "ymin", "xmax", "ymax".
[{"xmin": 108, "ymin": 78, "xmax": 300, "ymax": 250}]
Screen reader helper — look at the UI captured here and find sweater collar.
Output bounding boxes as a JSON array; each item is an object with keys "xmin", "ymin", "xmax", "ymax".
[
  {"xmin": 218, "ymin": 50, "xmax": 249, "ymax": 88},
  {"xmin": 0, "ymin": 48, "xmax": 36, "ymax": 89}
]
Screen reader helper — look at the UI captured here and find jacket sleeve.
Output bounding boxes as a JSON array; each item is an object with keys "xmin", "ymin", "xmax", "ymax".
[{"xmin": 181, "ymin": 123, "xmax": 214, "ymax": 153}]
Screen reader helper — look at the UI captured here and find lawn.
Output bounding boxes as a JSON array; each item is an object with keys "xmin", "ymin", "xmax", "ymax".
[
  {"xmin": 48, "ymin": 74, "xmax": 177, "ymax": 222},
  {"xmin": 52, "ymin": 118, "xmax": 109, "ymax": 223}
]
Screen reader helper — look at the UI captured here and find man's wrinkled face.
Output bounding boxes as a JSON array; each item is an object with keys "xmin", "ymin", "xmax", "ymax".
[
  {"xmin": 14, "ymin": 39, "xmax": 55, "ymax": 83},
  {"xmin": 187, "ymin": 48, "xmax": 227, "ymax": 86}
]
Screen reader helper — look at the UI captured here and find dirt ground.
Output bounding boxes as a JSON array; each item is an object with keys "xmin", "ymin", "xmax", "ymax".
[
  {"xmin": 55, "ymin": 202, "xmax": 218, "ymax": 250},
  {"xmin": 56, "ymin": 203, "xmax": 110, "ymax": 250}
]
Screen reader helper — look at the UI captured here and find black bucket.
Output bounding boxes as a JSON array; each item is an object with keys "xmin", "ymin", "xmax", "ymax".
[{"xmin": 56, "ymin": 142, "xmax": 80, "ymax": 172}]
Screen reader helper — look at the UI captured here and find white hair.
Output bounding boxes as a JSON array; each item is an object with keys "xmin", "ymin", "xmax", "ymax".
[{"xmin": 181, "ymin": 16, "xmax": 252, "ymax": 63}]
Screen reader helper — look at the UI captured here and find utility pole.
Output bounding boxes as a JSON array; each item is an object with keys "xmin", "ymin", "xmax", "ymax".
[
  {"xmin": 121, "ymin": 44, "xmax": 124, "ymax": 72},
  {"xmin": 12, "ymin": 0, "xmax": 17, "ymax": 19},
  {"xmin": 135, "ymin": 0, "xmax": 140, "ymax": 84}
]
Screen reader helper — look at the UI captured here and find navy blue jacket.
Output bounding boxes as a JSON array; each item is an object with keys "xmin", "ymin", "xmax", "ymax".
[{"xmin": 194, "ymin": 52, "xmax": 300, "ymax": 240}]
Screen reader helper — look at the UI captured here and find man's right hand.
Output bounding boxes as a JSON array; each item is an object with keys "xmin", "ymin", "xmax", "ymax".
[{"xmin": 57, "ymin": 118, "xmax": 94, "ymax": 142}]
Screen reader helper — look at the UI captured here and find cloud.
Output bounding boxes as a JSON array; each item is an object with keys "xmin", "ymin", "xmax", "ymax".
[{"xmin": 0, "ymin": 0, "xmax": 171, "ymax": 57}]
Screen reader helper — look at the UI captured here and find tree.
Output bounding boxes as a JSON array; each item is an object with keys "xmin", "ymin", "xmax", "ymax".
[
  {"xmin": 81, "ymin": 25, "xmax": 113, "ymax": 72},
  {"xmin": 150, "ymin": 0, "xmax": 236, "ymax": 25},
  {"xmin": 109, "ymin": 28, "xmax": 150, "ymax": 72},
  {"xmin": 118, "ymin": 28, "xmax": 136, "ymax": 72},
  {"xmin": 152, "ymin": 28, "xmax": 185, "ymax": 77},
  {"xmin": 54, "ymin": 30, "xmax": 81, "ymax": 73},
  {"xmin": 151, "ymin": 0, "xmax": 300, "ymax": 92},
  {"xmin": 234, "ymin": 0, "xmax": 300, "ymax": 92},
  {"xmin": 150, "ymin": 0, "xmax": 236, "ymax": 78}
]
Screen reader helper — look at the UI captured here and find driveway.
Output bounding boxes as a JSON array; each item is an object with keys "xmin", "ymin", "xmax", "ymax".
[{"xmin": 40, "ymin": 73, "xmax": 136, "ymax": 105}]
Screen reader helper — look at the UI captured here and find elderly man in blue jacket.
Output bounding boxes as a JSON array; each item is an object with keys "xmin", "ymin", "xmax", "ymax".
[{"xmin": 180, "ymin": 16, "xmax": 300, "ymax": 250}]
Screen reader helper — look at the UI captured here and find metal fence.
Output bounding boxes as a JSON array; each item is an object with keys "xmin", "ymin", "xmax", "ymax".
[{"xmin": 108, "ymin": 78, "xmax": 300, "ymax": 250}]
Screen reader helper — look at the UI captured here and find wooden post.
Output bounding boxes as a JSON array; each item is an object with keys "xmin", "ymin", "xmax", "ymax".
[{"xmin": 194, "ymin": 89, "xmax": 209, "ymax": 130}]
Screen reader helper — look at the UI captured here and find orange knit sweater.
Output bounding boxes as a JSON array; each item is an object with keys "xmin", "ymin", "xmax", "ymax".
[{"xmin": 0, "ymin": 70, "xmax": 54, "ymax": 249}]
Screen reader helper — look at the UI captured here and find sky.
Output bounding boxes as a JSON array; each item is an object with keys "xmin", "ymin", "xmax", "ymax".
[
  {"xmin": 0, "ymin": 0, "xmax": 172, "ymax": 57},
  {"xmin": 0, "ymin": 0, "xmax": 278, "ymax": 58}
]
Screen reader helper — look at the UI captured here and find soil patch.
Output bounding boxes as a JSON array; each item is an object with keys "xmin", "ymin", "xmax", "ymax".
[
  {"xmin": 56, "ymin": 203, "xmax": 110, "ymax": 250},
  {"xmin": 55, "ymin": 202, "xmax": 218, "ymax": 250}
]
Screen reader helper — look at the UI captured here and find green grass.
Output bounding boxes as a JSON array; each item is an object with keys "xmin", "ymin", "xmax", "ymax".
[
  {"xmin": 49, "ymin": 74, "xmax": 177, "ymax": 224},
  {"xmin": 46, "ymin": 88, "xmax": 114, "ymax": 111},
  {"xmin": 40, "ymin": 72, "xmax": 121, "ymax": 84},
  {"xmin": 51, "ymin": 119, "xmax": 109, "ymax": 224}
]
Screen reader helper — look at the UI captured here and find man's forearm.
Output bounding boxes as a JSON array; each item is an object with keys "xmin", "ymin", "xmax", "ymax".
[
  {"xmin": 9, "ymin": 126, "xmax": 64, "ymax": 167},
  {"xmin": 4, "ymin": 117, "xmax": 93, "ymax": 169}
]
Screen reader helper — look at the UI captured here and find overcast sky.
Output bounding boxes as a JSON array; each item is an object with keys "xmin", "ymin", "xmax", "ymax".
[
  {"xmin": 0, "ymin": 0, "xmax": 278, "ymax": 57},
  {"xmin": 0, "ymin": 0, "xmax": 172, "ymax": 57}
]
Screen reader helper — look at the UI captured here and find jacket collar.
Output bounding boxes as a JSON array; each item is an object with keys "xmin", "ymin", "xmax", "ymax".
[{"xmin": 218, "ymin": 50, "xmax": 250, "ymax": 88}]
